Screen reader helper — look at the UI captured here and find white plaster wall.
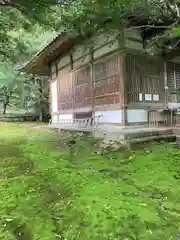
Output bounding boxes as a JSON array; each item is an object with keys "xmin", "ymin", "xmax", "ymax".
[
  {"xmin": 72, "ymin": 45, "xmax": 90, "ymax": 61},
  {"xmin": 124, "ymin": 29, "xmax": 143, "ymax": 41},
  {"xmin": 93, "ymin": 41, "xmax": 119, "ymax": 59},
  {"xmin": 59, "ymin": 114, "xmax": 73, "ymax": 121},
  {"xmin": 73, "ymin": 55, "xmax": 90, "ymax": 69},
  {"xmin": 125, "ymin": 39, "xmax": 143, "ymax": 51},
  {"xmin": 95, "ymin": 110, "xmax": 122, "ymax": 123},
  {"xmin": 168, "ymin": 102, "xmax": 180, "ymax": 109},
  {"xmin": 93, "ymin": 33, "xmax": 117, "ymax": 49},
  {"xmin": 58, "ymin": 65, "xmax": 71, "ymax": 76},
  {"xmin": 127, "ymin": 110, "xmax": 147, "ymax": 123},
  {"xmin": 52, "ymin": 115, "xmax": 58, "ymax": 123},
  {"xmin": 90, "ymin": 32, "xmax": 119, "ymax": 59},
  {"xmin": 57, "ymin": 55, "xmax": 70, "ymax": 69},
  {"xmin": 51, "ymin": 80, "xmax": 58, "ymax": 113}
]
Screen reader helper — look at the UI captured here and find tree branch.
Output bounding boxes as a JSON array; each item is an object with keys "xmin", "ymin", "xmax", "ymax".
[
  {"xmin": 124, "ymin": 22, "xmax": 179, "ymax": 33},
  {"xmin": 164, "ymin": 0, "xmax": 180, "ymax": 18}
]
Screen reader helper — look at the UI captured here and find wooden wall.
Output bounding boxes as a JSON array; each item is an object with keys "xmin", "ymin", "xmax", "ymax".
[
  {"xmin": 73, "ymin": 65, "xmax": 92, "ymax": 109},
  {"xmin": 49, "ymin": 29, "xmax": 147, "ymax": 121},
  {"xmin": 94, "ymin": 55, "xmax": 123, "ymax": 107},
  {"xmin": 48, "ymin": 31, "xmax": 180, "ymax": 125},
  {"xmin": 125, "ymin": 54, "xmax": 165, "ymax": 107},
  {"xmin": 167, "ymin": 62, "xmax": 180, "ymax": 103},
  {"xmin": 52, "ymin": 53, "xmax": 124, "ymax": 114}
]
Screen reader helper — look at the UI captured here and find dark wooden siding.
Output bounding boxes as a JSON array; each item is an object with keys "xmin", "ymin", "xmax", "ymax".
[
  {"xmin": 58, "ymin": 73, "xmax": 73, "ymax": 110},
  {"xmin": 55, "ymin": 53, "xmax": 123, "ymax": 113},
  {"xmin": 93, "ymin": 54, "xmax": 123, "ymax": 106},
  {"xmin": 126, "ymin": 55, "xmax": 164, "ymax": 105},
  {"xmin": 167, "ymin": 62, "xmax": 180, "ymax": 102},
  {"xmin": 73, "ymin": 65, "xmax": 92, "ymax": 109}
]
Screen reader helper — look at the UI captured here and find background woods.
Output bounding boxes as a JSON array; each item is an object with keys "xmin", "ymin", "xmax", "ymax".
[{"xmin": 1, "ymin": 0, "xmax": 180, "ymax": 119}]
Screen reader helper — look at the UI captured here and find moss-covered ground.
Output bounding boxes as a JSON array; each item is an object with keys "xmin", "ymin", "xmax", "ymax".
[{"xmin": 0, "ymin": 123, "xmax": 179, "ymax": 240}]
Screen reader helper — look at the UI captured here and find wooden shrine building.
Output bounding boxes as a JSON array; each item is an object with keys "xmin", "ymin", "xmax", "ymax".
[{"xmin": 21, "ymin": 29, "xmax": 180, "ymax": 129}]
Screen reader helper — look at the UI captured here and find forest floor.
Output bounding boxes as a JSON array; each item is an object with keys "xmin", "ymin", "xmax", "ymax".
[{"xmin": 0, "ymin": 123, "xmax": 179, "ymax": 240}]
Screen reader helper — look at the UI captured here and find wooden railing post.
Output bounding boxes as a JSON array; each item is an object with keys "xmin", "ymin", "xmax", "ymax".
[
  {"xmin": 49, "ymin": 115, "xmax": 102, "ymax": 130},
  {"xmin": 147, "ymin": 107, "xmax": 151, "ymax": 127},
  {"xmin": 122, "ymin": 104, "xmax": 128, "ymax": 126},
  {"xmin": 164, "ymin": 86, "xmax": 169, "ymax": 107}
]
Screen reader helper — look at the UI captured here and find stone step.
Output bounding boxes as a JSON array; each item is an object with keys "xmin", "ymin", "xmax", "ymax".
[
  {"xmin": 94, "ymin": 128, "xmax": 174, "ymax": 142},
  {"xmin": 124, "ymin": 129, "xmax": 173, "ymax": 140},
  {"xmin": 130, "ymin": 134, "xmax": 175, "ymax": 144},
  {"xmin": 173, "ymin": 128, "xmax": 180, "ymax": 134}
]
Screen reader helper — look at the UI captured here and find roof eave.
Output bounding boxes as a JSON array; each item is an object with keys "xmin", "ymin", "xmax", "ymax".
[
  {"xmin": 20, "ymin": 33, "xmax": 70, "ymax": 76},
  {"xmin": 19, "ymin": 62, "xmax": 50, "ymax": 76}
]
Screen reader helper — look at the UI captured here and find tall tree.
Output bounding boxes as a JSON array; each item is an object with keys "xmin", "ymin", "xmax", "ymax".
[
  {"xmin": 0, "ymin": 0, "xmax": 62, "ymax": 60},
  {"xmin": 23, "ymin": 74, "xmax": 49, "ymax": 121},
  {"xmin": 1, "ymin": 0, "xmax": 180, "ymax": 117},
  {"xmin": 0, "ymin": 0, "xmax": 180, "ymax": 60},
  {"xmin": 0, "ymin": 25, "xmax": 53, "ymax": 116},
  {"xmin": 0, "ymin": 62, "xmax": 24, "ymax": 114}
]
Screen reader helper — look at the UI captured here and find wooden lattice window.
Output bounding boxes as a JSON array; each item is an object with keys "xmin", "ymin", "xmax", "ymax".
[
  {"xmin": 126, "ymin": 55, "xmax": 164, "ymax": 103},
  {"xmin": 167, "ymin": 62, "xmax": 180, "ymax": 102},
  {"xmin": 58, "ymin": 74, "xmax": 73, "ymax": 110},
  {"xmin": 73, "ymin": 66, "xmax": 92, "ymax": 108},
  {"xmin": 93, "ymin": 54, "xmax": 121, "ymax": 105},
  {"xmin": 94, "ymin": 55, "xmax": 119, "ymax": 83}
]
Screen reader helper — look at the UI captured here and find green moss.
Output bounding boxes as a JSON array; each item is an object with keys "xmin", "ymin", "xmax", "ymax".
[{"xmin": 0, "ymin": 123, "xmax": 179, "ymax": 239}]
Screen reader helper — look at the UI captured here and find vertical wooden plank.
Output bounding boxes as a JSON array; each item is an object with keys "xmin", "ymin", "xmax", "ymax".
[
  {"xmin": 174, "ymin": 62, "xmax": 177, "ymax": 103},
  {"xmin": 48, "ymin": 64, "xmax": 52, "ymax": 116},
  {"xmin": 164, "ymin": 62, "xmax": 168, "ymax": 106},
  {"xmin": 120, "ymin": 54, "xmax": 128, "ymax": 126},
  {"xmin": 70, "ymin": 54, "xmax": 75, "ymax": 117},
  {"xmin": 56, "ymin": 75, "xmax": 60, "ymax": 113},
  {"xmin": 147, "ymin": 106, "xmax": 150, "ymax": 126},
  {"xmin": 49, "ymin": 80, "xmax": 52, "ymax": 115},
  {"xmin": 55, "ymin": 60, "xmax": 61, "ymax": 114},
  {"xmin": 91, "ymin": 51, "xmax": 94, "ymax": 116},
  {"xmin": 175, "ymin": 63, "xmax": 180, "ymax": 102}
]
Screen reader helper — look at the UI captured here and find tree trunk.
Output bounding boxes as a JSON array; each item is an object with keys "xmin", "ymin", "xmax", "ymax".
[
  {"xmin": 39, "ymin": 108, "xmax": 45, "ymax": 122},
  {"xmin": 3, "ymin": 102, "xmax": 7, "ymax": 115},
  {"xmin": 39, "ymin": 111, "xmax": 43, "ymax": 122}
]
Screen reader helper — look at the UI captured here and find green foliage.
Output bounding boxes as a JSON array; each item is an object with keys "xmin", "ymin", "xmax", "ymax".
[
  {"xmin": 0, "ymin": 0, "xmax": 61, "ymax": 60},
  {"xmin": 0, "ymin": 25, "xmax": 53, "ymax": 116},
  {"xmin": 0, "ymin": 123, "xmax": 179, "ymax": 239},
  {"xmin": 0, "ymin": 62, "xmax": 24, "ymax": 114},
  {"xmin": 1, "ymin": 0, "xmax": 180, "ymax": 60},
  {"xmin": 57, "ymin": 0, "xmax": 180, "ymax": 51},
  {"xmin": 23, "ymin": 74, "xmax": 49, "ymax": 119}
]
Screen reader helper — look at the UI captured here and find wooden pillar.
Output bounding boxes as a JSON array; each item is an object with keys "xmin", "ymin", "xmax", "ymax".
[
  {"xmin": 122, "ymin": 105, "xmax": 128, "ymax": 126},
  {"xmin": 54, "ymin": 60, "xmax": 60, "ymax": 116},
  {"xmin": 48, "ymin": 63, "xmax": 52, "ymax": 116},
  {"xmin": 90, "ymin": 51, "xmax": 94, "ymax": 116},
  {"xmin": 70, "ymin": 72, "xmax": 74, "ymax": 113},
  {"xmin": 120, "ymin": 54, "xmax": 128, "ymax": 126},
  {"xmin": 164, "ymin": 62, "xmax": 169, "ymax": 106},
  {"xmin": 147, "ymin": 106, "xmax": 151, "ymax": 126},
  {"xmin": 70, "ymin": 54, "xmax": 75, "ymax": 119},
  {"xmin": 49, "ymin": 80, "xmax": 52, "ymax": 116}
]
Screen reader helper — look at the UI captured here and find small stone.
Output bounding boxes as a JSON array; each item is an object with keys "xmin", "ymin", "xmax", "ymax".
[
  {"xmin": 5, "ymin": 219, "xmax": 13, "ymax": 222},
  {"xmin": 96, "ymin": 151, "xmax": 104, "ymax": 155},
  {"xmin": 102, "ymin": 140, "xmax": 110, "ymax": 145},
  {"xmin": 145, "ymin": 150, "xmax": 151, "ymax": 155},
  {"xmin": 111, "ymin": 143, "xmax": 121, "ymax": 151},
  {"xmin": 77, "ymin": 132, "xmax": 84, "ymax": 136},
  {"xmin": 110, "ymin": 141, "xmax": 115, "ymax": 145}
]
